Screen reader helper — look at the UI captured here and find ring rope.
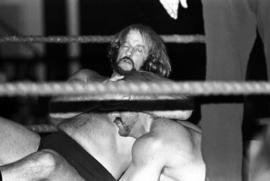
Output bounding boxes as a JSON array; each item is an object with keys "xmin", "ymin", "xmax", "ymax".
[
  {"xmin": 16, "ymin": 80, "xmax": 270, "ymax": 133},
  {"xmin": 0, "ymin": 35, "xmax": 205, "ymax": 44},
  {"xmin": 1, "ymin": 81, "xmax": 270, "ymax": 97},
  {"xmin": 27, "ymin": 124, "xmax": 58, "ymax": 133}
]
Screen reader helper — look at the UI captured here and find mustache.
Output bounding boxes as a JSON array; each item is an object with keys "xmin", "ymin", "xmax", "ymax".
[
  {"xmin": 118, "ymin": 56, "xmax": 133, "ymax": 63},
  {"xmin": 113, "ymin": 56, "xmax": 135, "ymax": 75}
]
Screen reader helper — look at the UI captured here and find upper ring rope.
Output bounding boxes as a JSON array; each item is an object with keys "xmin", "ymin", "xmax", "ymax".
[
  {"xmin": 0, "ymin": 35, "xmax": 205, "ymax": 44},
  {"xmin": 1, "ymin": 81, "xmax": 270, "ymax": 97}
]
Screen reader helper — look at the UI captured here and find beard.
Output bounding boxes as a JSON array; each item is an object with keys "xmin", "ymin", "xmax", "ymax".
[
  {"xmin": 113, "ymin": 117, "xmax": 131, "ymax": 137},
  {"xmin": 113, "ymin": 57, "xmax": 136, "ymax": 75}
]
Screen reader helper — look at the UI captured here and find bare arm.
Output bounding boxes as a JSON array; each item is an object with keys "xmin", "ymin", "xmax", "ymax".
[
  {"xmin": 120, "ymin": 135, "xmax": 165, "ymax": 181},
  {"xmin": 0, "ymin": 117, "xmax": 40, "ymax": 165},
  {"xmin": 0, "ymin": 149, "xmax": 85, "ymax": 181},
  {"xmin": 0, "ymin": 150, "xmax": 55, "ymax": 181}
]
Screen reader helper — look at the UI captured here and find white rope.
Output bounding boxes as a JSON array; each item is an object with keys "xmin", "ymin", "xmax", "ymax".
[
  {"xmin": 1, "ymin": 81, "xmax": 270, "ymax": 97},
  {"xmin": 27, "ymin": 124, "xmax": 57, "ymax": 133},
  {"xmin": 16, "ymin": 80, "xmax": 270, "ymax": 133}
]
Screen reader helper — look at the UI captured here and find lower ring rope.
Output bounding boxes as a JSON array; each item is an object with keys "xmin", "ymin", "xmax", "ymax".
[
  {"xmin": 27, "ymin": 124, "xmax": 57, "ymax": 133},
  {"xmin": 9, "ymin": 80, "xmax": 270, "ymax": 133},
  {"xmin": 1, "ymin": 81, "xmax": 270, "ymax": 97}
]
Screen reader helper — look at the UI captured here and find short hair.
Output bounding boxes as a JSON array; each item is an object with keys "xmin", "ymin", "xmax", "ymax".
[{"xmin": 107, "ymin": 24, "xmax": 171, "ymax": 77}]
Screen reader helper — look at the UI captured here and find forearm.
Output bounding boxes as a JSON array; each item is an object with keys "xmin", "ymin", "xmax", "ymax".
[
  {"xmin": 0, "ymin": 163, "xmax": 46, "ymax": 181},
  {"xmin": 0, "ymin": 150, "xmax": 55, "ymax": 181}
]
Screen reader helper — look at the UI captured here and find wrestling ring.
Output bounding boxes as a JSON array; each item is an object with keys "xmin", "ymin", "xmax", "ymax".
[{"xmin": 0, "ymin": 34, "xmax": 269, "ymax": 133}]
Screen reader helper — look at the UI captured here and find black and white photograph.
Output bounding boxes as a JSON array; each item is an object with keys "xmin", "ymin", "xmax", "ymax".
[{"xmin": 0, "ymin": 0, "xmax": 270, "ymax": 180}]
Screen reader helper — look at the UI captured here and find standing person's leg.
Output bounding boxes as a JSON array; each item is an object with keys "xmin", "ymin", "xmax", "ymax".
[
  {"xmin": 200, "ymin": 0, "xmax": 256, "ymax": 180},
  {"xmin": 255, "ymin": 0, "xmax": 270, "ymax": 78},
  {"xmin": 242, "ymin": 1, "xmax": 270, "ymax": 181}
]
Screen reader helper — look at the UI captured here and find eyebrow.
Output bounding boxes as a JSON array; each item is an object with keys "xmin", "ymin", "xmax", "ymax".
[{"xmin": 123, "ymin": 42, "xmax": 144, "ymax": 47}]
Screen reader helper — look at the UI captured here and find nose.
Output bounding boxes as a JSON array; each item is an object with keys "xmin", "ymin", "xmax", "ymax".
[{"xmin": 126, "ymin": 47, "xmax": 135, "ymax": 57}]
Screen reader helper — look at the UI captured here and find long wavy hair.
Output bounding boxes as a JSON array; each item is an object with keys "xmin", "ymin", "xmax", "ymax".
[{"xmin": 108, "ymin": 24, "xmax": 171, "ymax": 77}]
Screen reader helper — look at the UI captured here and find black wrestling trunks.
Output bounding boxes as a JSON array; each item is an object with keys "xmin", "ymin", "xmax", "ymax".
[{"xmin": 38, "ymin": 131, "xmax": 115, "ymax": 181}]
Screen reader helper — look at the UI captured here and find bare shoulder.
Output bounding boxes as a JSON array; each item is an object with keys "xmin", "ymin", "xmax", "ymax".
[
  {"xmin": 152, "ymin": 118, "xmax": 201, "ymax": 141},
  {"xmin": 131, "ymin": 121, "xmax": 201, "ymax": 167},
  {"xmin": 69, "ymin": 69, "xmax": 106, "ymax": 82},
  {"xmin": 150, "ymin": 118, "xmax": 202, "ymax": 157},
  {"xmin": 131, "ymin": 134, "xmax": 166, "ymax": 164}
]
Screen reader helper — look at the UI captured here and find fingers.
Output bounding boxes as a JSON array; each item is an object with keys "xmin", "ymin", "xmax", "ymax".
[
  {"xmin": 159, "ymin": 0, "xmax": 188, "ymax": 19},
  {"xmin": 180, "ymin": 0, "xmax": 188, "ymax": 8},
  {"xmin": 159, "ymin": 0, "xmax": 179, "ymax": 19}
]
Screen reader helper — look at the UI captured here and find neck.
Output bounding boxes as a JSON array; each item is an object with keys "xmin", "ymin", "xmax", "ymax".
[{"xmin": 132, "ymin": 113, "xmax": 153, "ymax": 138}]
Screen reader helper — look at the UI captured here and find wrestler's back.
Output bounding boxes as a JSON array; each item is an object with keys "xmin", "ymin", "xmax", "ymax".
[
  {"xmin": 61, "ymin": 113, "xmax": 134, "ymax": 180},
  {"xmin": 86, "ymin": 116, "xmax": 134, "ymax": 179}
]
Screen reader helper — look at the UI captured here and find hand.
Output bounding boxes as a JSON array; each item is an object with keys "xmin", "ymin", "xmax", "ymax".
[{"xmin": 159, "ymin": 0, "xmax": 188, "ymax": 19}]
